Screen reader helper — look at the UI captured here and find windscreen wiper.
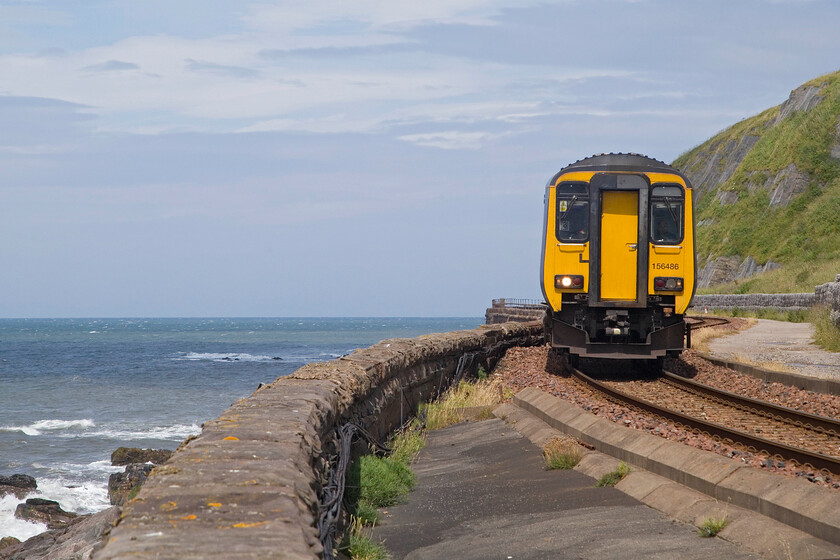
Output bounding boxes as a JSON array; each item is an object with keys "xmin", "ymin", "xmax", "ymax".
[
  {"xmin": 559, "ymin": 195, "xmax": 578, "ymax": 221},
  {"xmin": 664, "ymin": 196, "xmax": 678, "ymax": 224}
]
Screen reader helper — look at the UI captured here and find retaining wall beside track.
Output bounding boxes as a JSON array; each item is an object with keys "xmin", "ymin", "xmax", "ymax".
[
  {"xmin": 816, "ymin": 275, "xmax": 840, "ymax": 326},
  {"xmin": 93, "ymin": 321, "xmax": 544, "ymax": 560},
  {"xmin": 691, "ymin": 293, "xmax": 815, "ymax": 311}
]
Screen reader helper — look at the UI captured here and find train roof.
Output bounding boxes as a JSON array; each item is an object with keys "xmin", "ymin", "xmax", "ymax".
[{"xmin": 549, "ymin": 153, "xmax": 692, "ymax": 189}]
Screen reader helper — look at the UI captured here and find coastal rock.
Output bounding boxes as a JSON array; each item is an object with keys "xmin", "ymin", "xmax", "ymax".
[
  {"xmin": 0, "ymin": 538, "xmax": 20, "ymax": 553},
  {"xmin": 0, "ymin": 506, "xmax": 120, "ymax": 560},
  {"xmin": 108, "ymin": 463, "xmax": 153, "ymax": 506},
  {"xmin": 0, "ymin": 475, "xmax": 37, "ymax": 499},
  {"xmin": 110, "ymin": 447, "xmax": 172, "ymax": 466},
  {"xmin": 14, "ymin": 499, "xmax": 77, "ymax": 530}
]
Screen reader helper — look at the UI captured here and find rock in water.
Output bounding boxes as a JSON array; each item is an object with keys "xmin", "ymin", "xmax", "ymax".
[
  {"xmin": 0, "ymin": 474, "xmax": 37, "ymax": 499},
  {"xmin": 0, "ymin": 506, "xmax": 120, "ymax": 560},
  {"xmin": 108, "ymin": 463, "xmax": 154, "ymax": 506},
  {"xmin": 14, "ymin": 498, "xmax": 78, "ymax": 530},
  {"xmin": 110, "ymin": 447, "xmax": 173, "ymax": 466},
  {"xmin": 0, "ymin": 537, "xmax": 21, "ymax": 552}
]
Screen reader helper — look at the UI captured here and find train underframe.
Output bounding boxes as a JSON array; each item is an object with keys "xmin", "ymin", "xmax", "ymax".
[{"xmin": 544, "ymin": 294, "xmax": 688, "ymax": 361}]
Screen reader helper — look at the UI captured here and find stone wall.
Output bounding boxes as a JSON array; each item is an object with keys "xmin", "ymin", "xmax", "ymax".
[
  {"xmin": 93, "ymin": 321, "xmax": 544, "ymax": 560},
  {"xmin": 691, "ymin": 293, "xmax": 815, "ymax": 311},
  {"xmin": 816, "ymin": 275, "xmax": 840, "ymax": 326},
  {"xmin": 485, "ymin": 299, "xmax": 546, "ymax": 324}
]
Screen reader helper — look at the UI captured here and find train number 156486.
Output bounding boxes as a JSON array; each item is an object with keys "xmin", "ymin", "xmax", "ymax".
[{"xmin": 652, "ymin": 262, "xmax": 679, "ymax": 270}]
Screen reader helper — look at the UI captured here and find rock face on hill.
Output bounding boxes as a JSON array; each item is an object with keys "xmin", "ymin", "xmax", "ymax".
[
  {"xmin": 678, "ymin": 83, "xmax": 828, "ymax": 204},
  {"xmin": 673, "ymin": 73, "xmax": 840, "ymax": 288}
]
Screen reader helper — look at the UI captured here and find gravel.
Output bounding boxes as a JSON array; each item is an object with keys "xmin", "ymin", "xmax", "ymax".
[{"xmin": 494, "ymin": 342, "xmax": 840, "ymax": 489}]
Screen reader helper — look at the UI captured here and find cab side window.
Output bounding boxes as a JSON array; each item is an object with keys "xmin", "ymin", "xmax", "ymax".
[
  {"xmin": 650, "ymin": 185, "xmax": 683, "ymax": 244},
  {"xmin": 556, "ymin": 183, "xmax": 589, "ymax": 242}
]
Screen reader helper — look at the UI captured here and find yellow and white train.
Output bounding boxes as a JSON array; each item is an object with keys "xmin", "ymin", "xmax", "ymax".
[{"xmin": 540, "ymin": 153, "xmax": 695, "ymax": 363}]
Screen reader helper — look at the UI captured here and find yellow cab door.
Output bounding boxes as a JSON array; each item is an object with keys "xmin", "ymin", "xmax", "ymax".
[{"xmin": 600, "ymin": 191, "xmax": 638, "ymax": 300}]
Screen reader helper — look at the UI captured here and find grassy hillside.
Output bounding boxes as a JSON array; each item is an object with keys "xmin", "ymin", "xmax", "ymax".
[{"xmin": 673, "ymin": 70, "xmax": 840, "ymax": 293}]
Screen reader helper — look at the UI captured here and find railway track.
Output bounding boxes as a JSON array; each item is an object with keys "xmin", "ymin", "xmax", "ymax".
[
  {"xmin": 684, "ymin": 315, "xmax": 730, "ymax": 329},
  {"xmin": 570, "ymin": 366, "xmax": 840, "ymax": 475}
]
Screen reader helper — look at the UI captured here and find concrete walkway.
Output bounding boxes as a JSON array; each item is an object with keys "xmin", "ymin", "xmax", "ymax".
[
  {"xmin": 706, "ymin": 319, "xmax": 840, "ymax": 379},
  {"xmin": 373, "ymin": 419, "xmax": 759, "ymax": 560}
]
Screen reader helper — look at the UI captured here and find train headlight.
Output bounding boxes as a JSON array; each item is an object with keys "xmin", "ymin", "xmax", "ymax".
[
  {"xmin": 555, "ymin": 275, "xmax": 584, "ymax": 289},
  {"xmin": 653, "ymin": 277, "xmax": 683, "ymax": 292}
]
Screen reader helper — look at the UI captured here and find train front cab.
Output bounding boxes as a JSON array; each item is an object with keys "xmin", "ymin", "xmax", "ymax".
[{"xmin": 541, "ymin": 168, "xmax": 695, "ymax": 360}]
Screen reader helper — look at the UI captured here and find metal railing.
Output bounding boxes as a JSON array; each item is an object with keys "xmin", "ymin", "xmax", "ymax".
[{"xmin": 491, "ymin": 298, "xmax": 547, "ymax": 309}]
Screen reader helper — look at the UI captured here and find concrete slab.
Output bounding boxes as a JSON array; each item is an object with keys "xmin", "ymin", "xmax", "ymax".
[
  {"xmin": 514, "ymin": 391, "xmax": 600, "ymax": 437},
  {"xmin": 641, "ymin": 482, "xmax": 717, "ymax": 523},
  {"xmin": 759, "ymin": 478, "xmax": 840, "ymax": 543},
  {"xmin": 614, "ymin": 470, "xmax": 671, "ymax": 502},
  {"xmin": 374, "ymin": 419, "xmax": 760, "ymax": 560},
  {"xmin": 503, "ymin": 388, "xmax": 840, "ymax": 557},
  {"xmin": 721, "ymin": 514, "xmax": 840, "ymax": 560},
  {"xmin": 706, "ymin": 319, "xmax": 840, "ymax": 380},
  {"xmin": 715, "ymin": 465, "xmax": 786, "ymax": 511},
  {"xmin": 574, "ymin": 451, "xmax": 622, "ymax": 481},
  {"xmin": 612, "ymin": 429, "xmax": 670, "ymax": 469}
]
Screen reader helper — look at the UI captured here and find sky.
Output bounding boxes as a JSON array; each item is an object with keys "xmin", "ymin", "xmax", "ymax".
[{"xmin": 1, "ymin": 0, "xmax": 840, "ymax": 317}]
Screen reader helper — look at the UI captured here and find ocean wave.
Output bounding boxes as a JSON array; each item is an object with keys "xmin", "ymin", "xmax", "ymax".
[
  {"xmin": 0, "ymin": 419, "xmax": 95, "ymax": 436},
  {"xmin": 32, "ymin": 460, "xmax": 125, "ymax": 476},
  {"xmin": 31, "ymin": 478, "xmax": 111, "ymax": 515},
  {"xmin": 281, "ymin": 353, "xmax": 346, "ymax": 362},
  {"xmin": 0, "ymin": 495, "xmax": 47, "ymax": 541},
  {"xmin": 173, "ymin": 352, "xmax": 282, "ymax": 363},
  {"xmin": 77, "ymin": 423, "xmax": 202, "ymax": 441},
  {"xmin": 0, "ymin": 420, "xmax": 199, "ymax": 441}
]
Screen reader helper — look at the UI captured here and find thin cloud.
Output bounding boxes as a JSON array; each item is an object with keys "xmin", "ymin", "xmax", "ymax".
[
  {"xmin": 83, "ymin": 59, "xmax": 140, "ymax": 72},
  {"xmin": 397, "ymin": 130, "xmax": 507, "ymax": 150},
  {"xmin": 184, "ymin": 58, "xmax": 260, "ymax": 79}
]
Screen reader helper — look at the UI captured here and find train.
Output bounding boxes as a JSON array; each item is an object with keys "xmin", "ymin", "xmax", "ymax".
[{"xmin": 540, "ymin": 153, "xmax": 696, "ymax": 364}]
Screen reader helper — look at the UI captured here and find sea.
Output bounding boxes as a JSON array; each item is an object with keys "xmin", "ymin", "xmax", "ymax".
[{"xmin": 0, "ymin": 317, "xmax": 481, "ymax": 540}]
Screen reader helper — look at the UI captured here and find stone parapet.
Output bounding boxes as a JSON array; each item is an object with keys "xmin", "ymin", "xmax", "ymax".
[
  {"xmin": 93, "ymin": 321, "xmax": 544, "ymax": 560},
  {"xmin": 485, "ymin": 299, "xmax": 546, "ymax": 324},
  {"xmin": 816, "ymin": 275, "xmax": 840, "ymax": 326},
  {"xmin": 485, "ymin": 307, "xmax": 546, "ymax": 324},
  {"xmin": 691, "ymin": 293, "xmax": 815, "ymax": 311}
]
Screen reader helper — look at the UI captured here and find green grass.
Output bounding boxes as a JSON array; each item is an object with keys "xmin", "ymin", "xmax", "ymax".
[
  {"xmin": 346, "ymin": 420, "xmax": 425, "ymax": 525},
  {"xmin": 421, "ymin": 378, "xmax": 508, "ymax": 430},
  {"xmin": 811, "ymin": 306, "xmax": 840, "ymax": 352},
  {"xmin": 358, "ymin": 456, "xmax": 414, "ymax": 508},
  {"xmin": 698, "ymin": 515, "xmax": 729, "ymax": 538},
  {"xmin": 340, "ymin": 517, "xmax": 388, "ymax": 560},
  {"xmin": 388, "ymin": 420, "xmax": 426, "ymax": 466},
  {"xmin": 543, "ymin": 438, "xmax": 583, "ymax": 470},
  {"xmin": 674, "ymin": 70, "xmax": 840, "ymax": 291},
  {"xmin": 596, "ymin": 461, "xmax": 631, "ymax": 487}
]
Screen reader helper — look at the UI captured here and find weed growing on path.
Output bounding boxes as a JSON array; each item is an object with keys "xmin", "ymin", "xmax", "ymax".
[
  {"xmin": 543, "ymin": 437, "xmax": 582, "ymax": 470},
  {"xmin": 596, "ymin": 461, "xmax": 631, "ymax": 487}
]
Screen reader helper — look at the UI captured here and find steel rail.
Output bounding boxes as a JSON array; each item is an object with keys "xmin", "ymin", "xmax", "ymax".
[
  {"xmin": 684, "ymin": 315, "xmax": 730, "ymax": 329},
  {"xmin": 661, "ymin": 370, "xmax": 840, "ymax": 436},
  {"xmin": 569, "ymin": 366, "xmax": 840, "ymax": 475}
]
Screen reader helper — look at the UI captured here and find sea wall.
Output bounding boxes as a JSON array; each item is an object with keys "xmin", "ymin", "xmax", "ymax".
[
  {"xmin": 691, "ymin": 293, "xmax": 816, "ymax": 311},
  {"xmin": 93, "ymin": 321, "xmax": 544, "ymax": 560},
  {"xmin": 485, "ymin": 299, "xmax": 546, "ymax": 324}
]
